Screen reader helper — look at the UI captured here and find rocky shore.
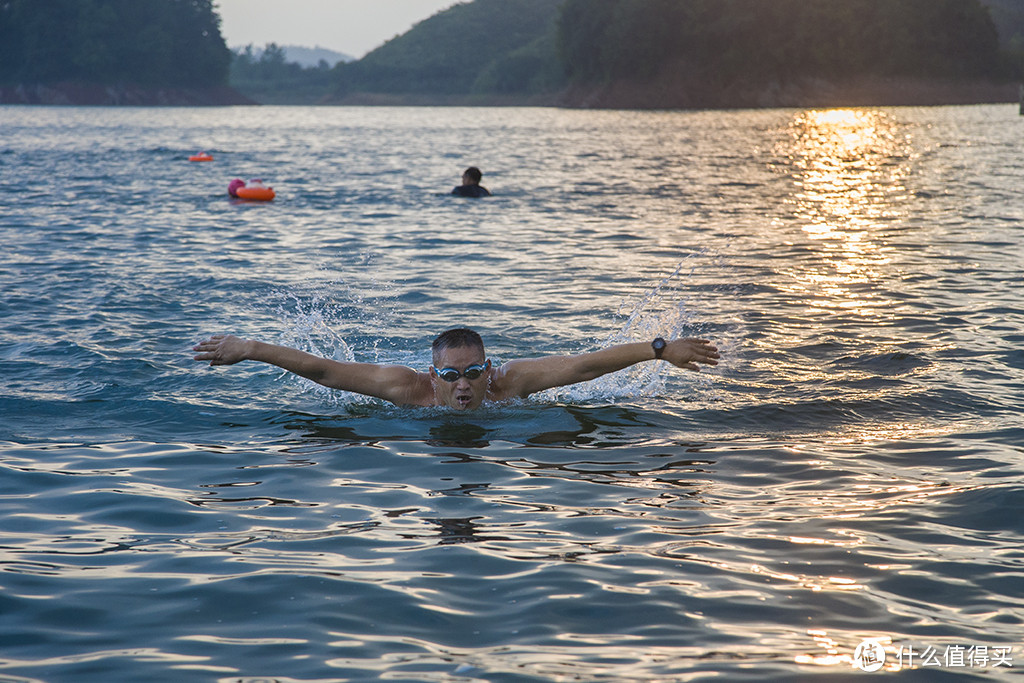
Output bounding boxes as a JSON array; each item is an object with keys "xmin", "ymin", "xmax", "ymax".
[
  {"xmin": 0, "ymin": 82, "xmax": 253, "ymax": 106},
  {"xmin": 558, "ymin": 75, "xmax": 1019, "ymax": 110},
  {"xmin": 324, "ymin": 76, "xmax": 1018, "ymax": 110},
  {"xmin": 4, "ymin": 77, "xmax": 1017, "ymax": 110}
]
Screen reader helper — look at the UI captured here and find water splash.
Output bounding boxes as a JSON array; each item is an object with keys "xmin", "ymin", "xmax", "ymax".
[
  {"xmin": 266, "ymin": 268, "xmax": 400, "ymax": 406},
  {"xmin": 260, "ymin": 253, "xmax": 720, "ymax": 408},
  {"xmin": 542, "ymin": 253, "xmax": 715, "ymax": 404}
]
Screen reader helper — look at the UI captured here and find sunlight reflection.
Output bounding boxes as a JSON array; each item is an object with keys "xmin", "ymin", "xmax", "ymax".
[
  {"xmin": 795, "ymin": 629, "xmax": 852, "ymax": 667},
  {"xmin": 749, "ymin": 562, "xmax": 865, "ymax": 593},
  {"xmin": 776, "ymin": 108, "xmax": 911, "ymax": 318}
]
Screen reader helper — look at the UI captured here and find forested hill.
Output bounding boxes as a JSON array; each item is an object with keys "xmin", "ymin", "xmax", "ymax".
[
  {"xmin": 2, "ymin": 0, "xmax": 1019, "ymax": 108},
  {"xmin": 331, "ymin": 0, "xmax": 566, "ymax": 103},
  {"xmin": 559, "ymin": 0, "xmax": 1014, "ymax": 107},
  {"xmin": 0, "ymin": 0, "xmax": 246, "ymax": 105},
  {"xmin": 328, "ymin": 0, "xmax": 1020, "ymax": 108}
]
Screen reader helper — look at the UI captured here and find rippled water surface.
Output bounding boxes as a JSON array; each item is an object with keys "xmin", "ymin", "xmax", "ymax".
[{"xmin": 2, "ymin": 104, "xmax": 1024, "ymax": 681}]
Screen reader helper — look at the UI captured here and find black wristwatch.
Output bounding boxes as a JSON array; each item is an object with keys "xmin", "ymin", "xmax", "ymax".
[{"xmin": 652, "ymin": 337, "xmax": 666, "ymax": 359}]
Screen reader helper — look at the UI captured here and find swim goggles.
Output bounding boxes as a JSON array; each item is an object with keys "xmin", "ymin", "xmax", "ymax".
[{"xmin": 432, "ymin": 361, "xmax": 490, "ymax": 382}]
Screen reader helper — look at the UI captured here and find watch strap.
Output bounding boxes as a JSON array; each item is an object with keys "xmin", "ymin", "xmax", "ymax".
[{"xmin": 652, "ymin": 337, "xmax": 666, "ymax": 359}]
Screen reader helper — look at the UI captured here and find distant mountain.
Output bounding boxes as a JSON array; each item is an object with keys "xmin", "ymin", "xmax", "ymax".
[
  {"xmin": 228, "ymin": 43, "xmax": 341, "ymax": 104},
  {"xmin": 330, "ymin": 0, "xmax": 566, "ymax": 102},
  {"xmin": 328, "ymin": 0, "xmax": 1017, "ymax": 108},
  {"xmin": 232, "ymin": 44, "xmax": 353, "ymax": 68},
  {"xmin": 556, "ymin": 0, "xmax": 1016, "ymax": 108}
]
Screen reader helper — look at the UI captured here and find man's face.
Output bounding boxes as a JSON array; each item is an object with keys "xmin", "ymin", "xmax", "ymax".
[{"xmin": 431, "ymin": 344, "xmax": 490, "ymax": 410}]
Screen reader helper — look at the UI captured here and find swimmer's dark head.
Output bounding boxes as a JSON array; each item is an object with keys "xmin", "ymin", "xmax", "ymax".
[
  {"xmin": 463, "ymin": 166, "xmax": 483, "ymax": 184},
  {"xmin": 432, "ymin": 328, "xmax": 484, "ymax": 363}
]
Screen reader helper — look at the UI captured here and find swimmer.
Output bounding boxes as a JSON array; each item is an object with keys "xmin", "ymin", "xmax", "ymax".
[
  {"xmin": 451, "ymin": 166, "xmax": 491, "ymax": 198},
  {"xmin": 192, "ymin": 328, "xmax": 719, "ymax": 411}
]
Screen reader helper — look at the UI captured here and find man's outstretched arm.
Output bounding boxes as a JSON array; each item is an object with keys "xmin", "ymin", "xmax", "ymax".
[
  {"xmin": 496, "ymin": 338, "xmax": 719, "ymax": 398},
  {"xmin": 192, "ymin": 335, "xmax": 430, "ymax": 406}
]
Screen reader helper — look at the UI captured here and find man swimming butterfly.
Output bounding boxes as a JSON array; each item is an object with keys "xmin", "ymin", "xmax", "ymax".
[{"xmin": 192, "ymin": 328, "xmax": 719, "ymax": 410}]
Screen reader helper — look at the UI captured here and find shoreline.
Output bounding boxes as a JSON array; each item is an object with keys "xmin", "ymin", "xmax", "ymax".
[
  {"xmin": 3, "ymin": 77, "xmax": 1017, "ymax": 109},
  {"xmin": 557, "ymin": 75, "xmax": 1020, "ymax": 110},
  {"xmin": 319, "ymin": 76, "xmax": 1021, "ymax": 110},
  {"xmin": 0, "ymin": 82, "xmax": 254, "ymax": 106}
]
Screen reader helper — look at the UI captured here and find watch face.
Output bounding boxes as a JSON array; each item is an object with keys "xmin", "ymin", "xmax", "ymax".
[{"xmin": 653, "ymin": 338, "xmax": 666, "ymax": 356}]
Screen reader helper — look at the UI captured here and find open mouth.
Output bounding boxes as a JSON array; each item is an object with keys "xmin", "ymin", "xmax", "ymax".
[{"xmin": 454, "ymin": 393, "xmax": 473, "ymax": 409}]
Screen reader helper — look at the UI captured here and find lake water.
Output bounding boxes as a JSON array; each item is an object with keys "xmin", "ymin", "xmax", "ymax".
[{"xmin": 1, "ymin": 104, "xmax": 1023, "ymax": 681}]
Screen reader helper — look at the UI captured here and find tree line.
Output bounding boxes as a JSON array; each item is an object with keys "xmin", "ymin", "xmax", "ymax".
[
  {"xmin": 0, "ymin": 0, "xmax": 1017, "ymax": 104},
  {"xmin": 0, "ymin": 0, "xmax": 230, "ymax": 88},
  {"xmin": 330, "ymin": 0, "xmax": 1015, "ymax": 102},
  {"xmin": 557, "ymin": 0, "xmax": 1010, "ymax": 87},
  {"xmin": 332, "ymin": 0, "xmax": 566, "ymax": 99},
  {"xmin": 230, "ymin": 44, "xmax": 335, "ymax": 104}
]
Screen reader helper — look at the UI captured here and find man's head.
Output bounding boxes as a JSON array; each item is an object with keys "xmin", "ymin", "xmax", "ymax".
[
  {"xmin": 430, "ymin": 328, "xmax": 491, "ymax": 410},
  {"xmin": 462, "ymin": 166, "xmax": 483, "ymax": 186}
]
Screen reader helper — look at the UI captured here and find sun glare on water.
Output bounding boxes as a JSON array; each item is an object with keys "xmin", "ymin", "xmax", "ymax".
[{"xmin": 775, "ymin": 108, "xmax": 912, "ymax": 318}]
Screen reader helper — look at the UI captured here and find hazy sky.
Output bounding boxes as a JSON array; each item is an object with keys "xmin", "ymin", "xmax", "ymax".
[{"xmin": 216, "ymin": 0, "xmax": 459, "ymax": 58}]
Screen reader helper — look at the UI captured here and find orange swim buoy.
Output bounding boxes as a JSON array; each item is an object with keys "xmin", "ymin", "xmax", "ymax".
[
  {"xmin": 231, "ymin": 178, "xmax": 275, "ymax": 201},
  {"xmin": 235, "ymin": 186, "xmax": 275, "ymax": 201},
  {"xmin": 189, "ymin": 151, "xmax": 214, "ymax": 162}
]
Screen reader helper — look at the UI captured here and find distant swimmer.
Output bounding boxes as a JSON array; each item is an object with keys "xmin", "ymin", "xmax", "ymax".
[
  {"xmin": 452, "ymin": 166, "xmax": 491, "ymax": 198},
  {"xmin": 193, "ymin": 328, "xmax": 719, "ymax": 411}
]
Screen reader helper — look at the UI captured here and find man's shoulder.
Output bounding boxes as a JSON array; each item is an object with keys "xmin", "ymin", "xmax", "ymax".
[
  {"xmin": 383, "ymin": 367, "xmax": 437, "ymax": 407},
  {"xmin": 452, "ymin": 185, "xmax": 490, "ymax": 198}
]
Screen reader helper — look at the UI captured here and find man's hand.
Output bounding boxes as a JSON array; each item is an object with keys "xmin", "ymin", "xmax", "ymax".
[
  {"xmin": 193, "ymin": 335, "xmax": 251, "ymax": 366},
  {"xmin": 663, "ymin": 338, "xmax": 719, "ymax": 371}
]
